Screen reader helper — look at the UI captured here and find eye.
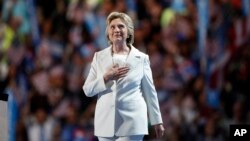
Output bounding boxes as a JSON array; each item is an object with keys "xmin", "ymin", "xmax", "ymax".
[
  {"xmin": 118, "ymin": 24, "xmax": 125, "ymax": 29},
  {"xmin": 110, "ymin": 25, "xmax": 115, "ymax": 29}
]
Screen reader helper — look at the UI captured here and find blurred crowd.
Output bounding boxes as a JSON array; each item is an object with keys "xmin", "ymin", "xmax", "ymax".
[{"xmin": 0, "ymin": 0, "xmax": 250, "ymax": 141}]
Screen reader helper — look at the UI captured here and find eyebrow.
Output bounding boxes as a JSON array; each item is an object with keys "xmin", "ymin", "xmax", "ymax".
[{"xmin": 110, "ymin": 23, "xmax": 125, "ymax": 27}]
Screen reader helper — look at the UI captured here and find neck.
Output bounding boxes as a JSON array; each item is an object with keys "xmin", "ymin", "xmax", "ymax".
[{"xmin": 112, "ymin": 43, "xmax": 130, "ymax": 55}]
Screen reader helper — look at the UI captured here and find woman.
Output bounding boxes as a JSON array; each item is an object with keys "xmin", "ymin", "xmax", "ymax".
[{"xmin": 83, "ymin": 12, "xmax": 164, "ymax": 141}]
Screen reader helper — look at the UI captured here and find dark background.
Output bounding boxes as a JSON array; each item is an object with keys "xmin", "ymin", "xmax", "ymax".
[{"xmin": 0, "ymin": 0, "xmax": 249, "ymax": 141}]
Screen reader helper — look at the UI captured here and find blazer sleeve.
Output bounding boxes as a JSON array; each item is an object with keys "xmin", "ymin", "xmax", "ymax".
[
  {"xmin": 141, "ymin": 55, "xmax": 163, "ymax": 125},
  {"xmin": 83, "ymin": 53, "xmax": 107, "ymax": 97}
]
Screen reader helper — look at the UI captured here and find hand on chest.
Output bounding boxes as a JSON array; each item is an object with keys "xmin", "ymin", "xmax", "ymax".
[{"xmin": 99, "ymin": 54, "xmax": 144, "ymax": 83}]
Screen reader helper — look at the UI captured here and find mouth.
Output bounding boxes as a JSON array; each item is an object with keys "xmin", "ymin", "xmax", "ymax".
[{"xmin": 114, "ymin": 35, "xmax": 122, "ymax": 38}]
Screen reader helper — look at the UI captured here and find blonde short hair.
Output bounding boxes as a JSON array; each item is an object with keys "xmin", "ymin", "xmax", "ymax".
[{"xmin": 105, "ymin": 12, "xmax": 134, "ymax": 46}]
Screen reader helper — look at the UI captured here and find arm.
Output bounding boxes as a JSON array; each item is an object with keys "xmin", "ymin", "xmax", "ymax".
[
  {"xmin": 141, "ymin": 55, "xmax": 163, "ymax": 125},
  {"xmin": 141, "ymin": 55, "xmax": 165, "ymax": 138},
  {"xmin": 83, "ymin": 53, "xmax": 107, "ymax": 97}
]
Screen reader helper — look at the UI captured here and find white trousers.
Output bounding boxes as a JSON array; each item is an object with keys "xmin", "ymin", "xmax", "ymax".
[{"xmin": 98, "ymin": 135, "xmax": 144, "ymax": 141}]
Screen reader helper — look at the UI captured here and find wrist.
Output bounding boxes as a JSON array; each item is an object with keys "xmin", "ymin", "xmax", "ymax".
[
  {"xmin": 153, "ymin": 123, "xmax": 163, "ymax": 127},
  {"xmin": 104, "ymin": 75, "xmax": 109, "ymax": 83}
]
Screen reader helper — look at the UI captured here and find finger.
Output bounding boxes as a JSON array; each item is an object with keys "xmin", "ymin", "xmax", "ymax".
[
  {"xmin": 114, "ymin": 69, "xmax": 120, "ymax": 75},
  {"xmin": 117, "ymin": 70, "xmax": 129, "ymax": 75},
  {"xmin": 160, "ymin": 129, "xmax": 164, "ymax": 137},
  {"xmin": 118, "ymin": 74, "xmax": 127, "ymax": 78},
  {"xmin": 118, "ymin": 69, "xmax": 129, "ymax": 75},
  {"xmin": 157, "ymin": 128, "xmax": 164, "ymax": 138},
  {"xmin": 119, "ymin": 66, "xmax": 129, "ymax": 69},
  {"xmin": 113, "ymin": 68, "xmax": 129, "ymax": 80},
  {"xmin": 118, "ymin": 66, "xmax": 129, "ymax": 70},
  {"xmin": 118, "ymin": 69, "xmax": 129, "ymax": 73},
  {"xmin": 118, "ymin": 67, "xmax": 130, "ymax": 72},
  {"xmin": 113, "ymin": 75, "xmax": 120, "ymax": 80},
  {"xmin": 116, "ymin": 67, "xmax": 129, "ymax": 73},
  {"xmin": 155, "ymin": 128, "xmax": 159, "ymax": 138},
  {"xmin": 161, "ymin": 128, "xmax": 165, "ymax": 137},
  {"xmin": 110, "ymin": 70, "xmax": 118, "ymax": 79}
]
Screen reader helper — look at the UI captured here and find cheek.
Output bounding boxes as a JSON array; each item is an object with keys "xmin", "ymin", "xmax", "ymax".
[
  {"xmin": 124, "ymin": 30, "xmax": 129, "ymax": 37},
  {"xmin": 108, "ymin": 31, "xmax": 112, "ymax": 39},
  {"xmin": 109, "ymin": 29, "xmax": 114, "ymax": 35}
]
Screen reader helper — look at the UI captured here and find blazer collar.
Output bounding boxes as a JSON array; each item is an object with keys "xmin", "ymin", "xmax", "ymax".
[
  {"xmin": 99, "ymin": 45, "xmax": 141, "ymax": 67},
  {"xmin": 126, "ymin": 45, "xmax": 141, "ymax": 63}
]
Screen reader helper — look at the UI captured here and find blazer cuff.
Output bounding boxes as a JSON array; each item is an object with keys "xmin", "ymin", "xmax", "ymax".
[
  {"xmin": 150, "ymin": 117, "xmax": 163, "ymax": 125},
  {"xmin": 94, "ymin": 76, "xmax": 108, "ymax": 94},
  {"xmin": 149, "ymin": 111, "xmax": 163, "ymax": 125}
]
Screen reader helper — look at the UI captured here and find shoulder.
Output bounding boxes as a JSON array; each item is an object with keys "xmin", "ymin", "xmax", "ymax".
[
  {"xmin": 131, "ymin": 47, "xmax": 150, "ymax": 66},
  {"xmin": 96, "ymin": 46, "xmax": 111, "ymax": 55},
  {"xmin": 94, "ymin": 46, "xmax": 111, "ymax": 59},
  {"xmin": 131, "ymin": 46, "xmax": 148, "ymax": 59}
]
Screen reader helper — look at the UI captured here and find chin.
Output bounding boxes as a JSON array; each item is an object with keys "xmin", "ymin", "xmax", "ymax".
[{"xmin": 114, "ymin": 39, "xmax": 123, "ymax": 43}]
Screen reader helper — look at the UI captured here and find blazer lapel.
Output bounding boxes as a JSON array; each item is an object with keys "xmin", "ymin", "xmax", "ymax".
[
  {"xmin": 98, "ymin": 46, "xmax": 142, "ymax": 71},
  {"xmin": 99, "ymin": 46, "xmax": 113, "ymax": 70},
  {"xmin": 126, "ymin": 46, "xmax": 142, "ymax": 69}
]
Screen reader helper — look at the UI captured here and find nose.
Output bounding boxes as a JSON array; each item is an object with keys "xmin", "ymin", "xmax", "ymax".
[{"xmin": 114, "ymin": 26, "xmax": 120, "ymax": 32}]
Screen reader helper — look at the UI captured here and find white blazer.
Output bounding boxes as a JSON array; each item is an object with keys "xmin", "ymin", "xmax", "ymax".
[{"xmin": 83, "ymin": 46, "xmax": 163, "ymax": 137}]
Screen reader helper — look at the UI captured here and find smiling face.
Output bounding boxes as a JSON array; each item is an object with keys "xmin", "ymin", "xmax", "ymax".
[
  {"xmin": 108, "ymin": 18, "xmax": 128, "ymax": 44},
  {"xmin": 106, "ymin": 12, "xmax": 134, "ymax": 46}
]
